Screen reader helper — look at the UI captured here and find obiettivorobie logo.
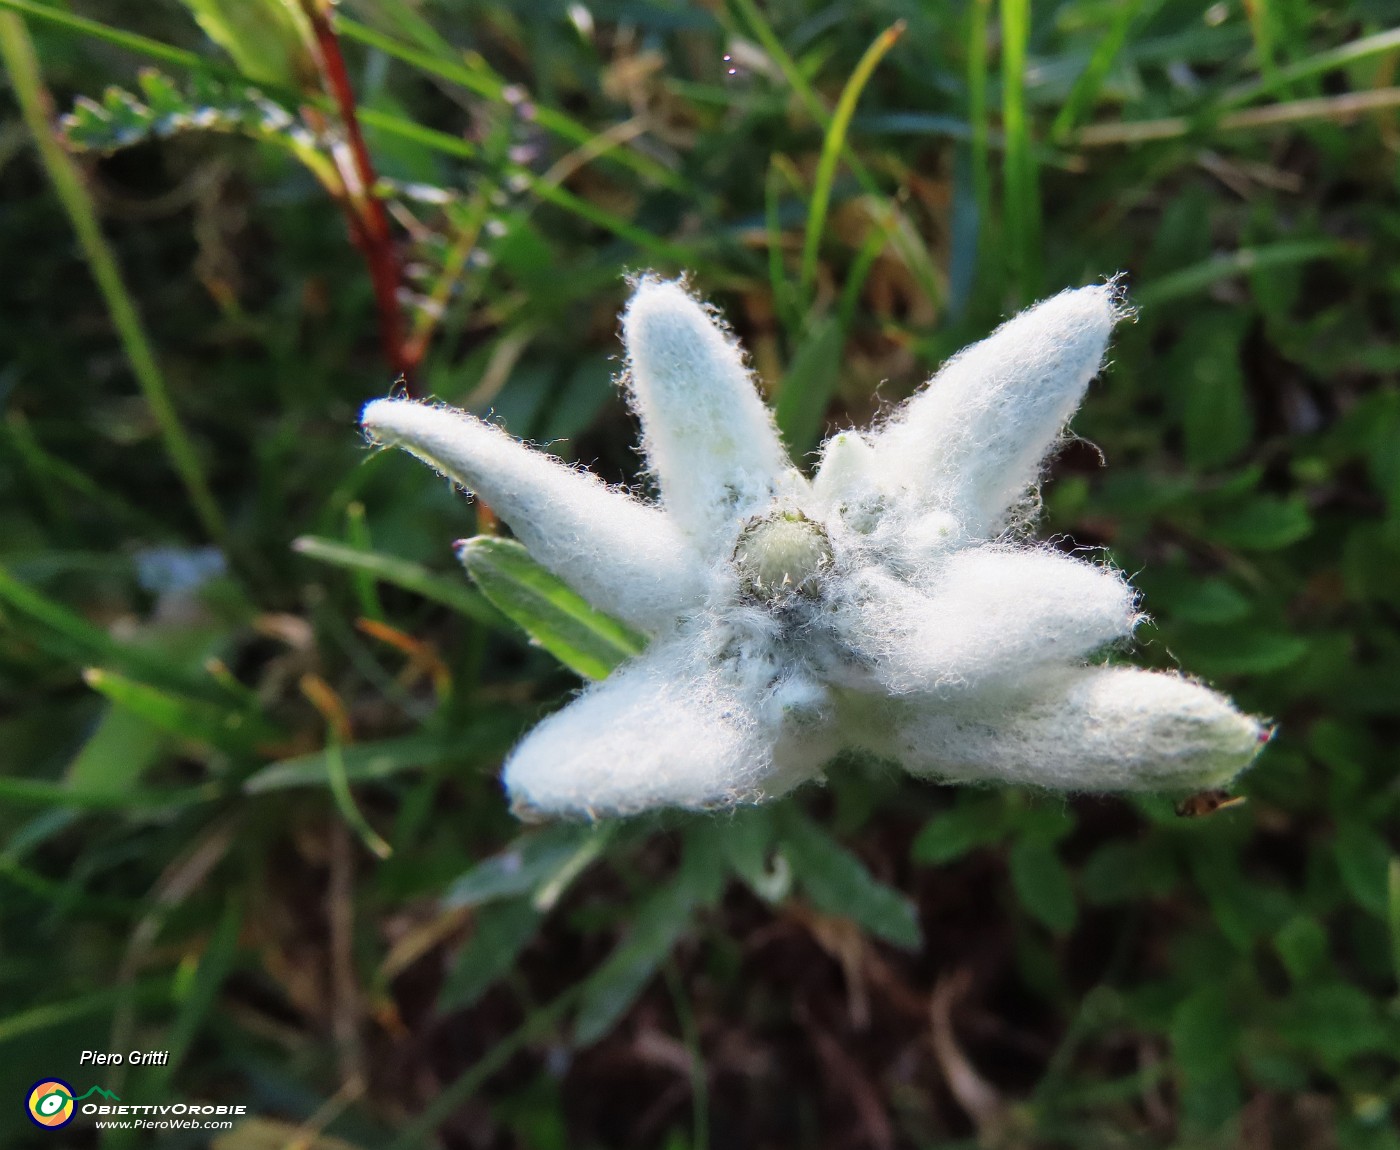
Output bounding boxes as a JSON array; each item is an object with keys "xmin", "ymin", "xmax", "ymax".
[
  {"xmin": 25, "ymin": 1078, "xmax": 247, "ymax": 1131},
  {"xmin": 27, "ymin": 1081, "xmax": 119, "ymax": 1129}
]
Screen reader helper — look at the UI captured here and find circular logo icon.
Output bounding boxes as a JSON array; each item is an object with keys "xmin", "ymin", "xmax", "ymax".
[{"xmin": 27, "ymin": 1080, "xmax": 75, "ymax": 1128}]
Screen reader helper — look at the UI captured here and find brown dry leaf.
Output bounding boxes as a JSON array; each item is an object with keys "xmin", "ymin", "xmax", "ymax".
[{"xmin": 929, "ymin": 970, "xmax": 1008, "ymax": 1141}]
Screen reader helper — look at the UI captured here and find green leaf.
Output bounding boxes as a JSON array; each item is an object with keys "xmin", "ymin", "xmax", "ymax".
[
  {"xmin": 1080, "ymin": 838, "xmax": 1178, "ymax": 905},
  {"xmin": 1203, "ymin": 495, "xmax": 1313, "ymax": 550},
  {"xmin": 1008, "ymin": 836, "xmax": 1077, "ymax": 934},
  {"xmin": 1178, "ymin": 315, "xmax": 1253, "ymax": 470},
  {"xmin": 572, "ymin": 827, "xmax": 726, "ymax": 1046},
  {"xmin": 244, "ymin": 723, "xmax": 515, "ymax": 792},
  {"xmin": 1171, "ymin": 986, "xmax": 1241, "ymax": 1132},
  {"xmin": 910, "ymin": 798, "xmax": 1009, "ymax": 865},
  {"xmin": 1274, "ymin": 915, "xmax": 1329, "ymax": 984},
  {"xmin": 442, "ymin": 824, "xmax": 607, "ymax": 911},
  {"xmin": 438, "ymin": 898, "xmax": 542, "ymax": 1011},
  {"xmin": 62, "ymin": 69, "xmax": 323, "ymax": 168},
  {"xmin": 1278, "ymin": 982, "xmax": 1394, "ymax": 1063},
  {"xmin": 721, "ymin": 807, "xmax": 792, "ymax": 902},
  {"xmin": 459, "ymin": 536, "xmax": 645, "ymax": 681},
  {"xmin": 1171, "ymin": 624, "xmax": 1309, "ymax": 677},
  {"xmin": 1157, "ymin": 576, "xmax": 1253, "ymax": 625},
  {"xmin": 774, "ymin": 314, "xmax": 846, "ymax": 457},
  {"xmin": 776, "ymin": 807, "xmax": 921, "ymax": 949},
  {"xmin": 1335, "ymin": 822, "xmax": 1391, "ymax": 917},
  {"xmin": 177, "ymin": 0, "xmax": 314, "ymax": 91},
  {"xmin": 292, "ymin": 535, "xmax": 505, "ymax": 627}
]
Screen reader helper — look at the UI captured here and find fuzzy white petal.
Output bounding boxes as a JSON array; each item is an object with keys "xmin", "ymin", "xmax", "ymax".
[
  {"xmin": 833, "ymin": 546, "xmax": 1140, "ymax": 695},
  {"xmin": 864, "ymin": 666, "xmax": 1267, "ymax": 792},
  {"xmin": 362, "ymin": 398, "xmax": 705, "ymax": 633},
  {"xmin": 623, "ymin": 278, "xmax": 793, "ymax": 547},
  {"xmin": 504, "ymin": 632, "xmax": 834, "ymax": 819},
  {"xmin": 874, "ymin": 284, "xmax": 1123, "ymax": 537}
]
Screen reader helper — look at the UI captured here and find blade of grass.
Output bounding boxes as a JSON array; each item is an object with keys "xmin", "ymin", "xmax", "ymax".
[
  {"xmin": 292, "ymin": 535, "xmax": 504, "ymax": 626},
  {"xmin": 0, "ymin": 856, "xmax": 145, "ymax": 917},
  {"xmin": 664, "ymin": 961, "xmax": 710, "ymax": 1150},
  {"xmin": 798, "ymin": 20, "xmax": 905, "ymax": 304},
  {"xmin": 148, "ymin": 894, "xmax": 242, "ymax": 1090},
  {"xmin": 1050, "ymin": 0, "xmax": 1144, "ymax": 142},
  {"xmin": 83, "ymin": 667, "xmax": 281, "ymax": 755},
  {"xmin": 344, "ymin": 503, "xmax": 386, "ymax": 623},
  {"xmin": 1000, "ymin": 0, "xmax": 1042, "ymax": 302},
  {"xmin": 1133, "ymin": 239, "xmax": 1353, "ymax": 306},
  {"xmin": 300, "ymin": 675, "xmax": 393, "ymax": 859},
  {"xmin": 966, "ymin": 0, "xmax": 993, "ymax": 265},
  {"xmin": 3, "ymin": 413, "xmax": 166, "ymax": 534},
  {"xmin": 1221, "ymin": 26, "xmax": 1400, "ymax": 108},
  {"xmin": 0, "ymin": 776, "xmax": 219, "ymax": 809},
  {"xmin": 15, "ymin": 0, "xmax": 713, "ymax": 273},
  {"xmin": 0, "ymin": 980, "xmax": 170, "ymax": 1044},
  {"xmin": 1073, "ymin": 86, "xmax": 1400, "ymax": 146},
  {"xmin": 0, "ymin": 13, "xmax": 226, "ymax": 543},
  {"xmin": 0, "ymin": 0, "xmax": 207, "ymax": 70},
  {"xmin": 0, "ymin": 563, "xmax": 210, "ymax": 695},
  {"xmin": 1387, "ymin": 856, "xmax": 1400, "ymax": 993},
  {"xmin": 244, "ymin": 722, "xmax": 518, "ymax": 791},
  {"xmin": 725, "ymin": 0, "xmax": 941, "ymax": 309},
  {"xmin": 337, "ymin": 16, "xmax": 688, "ymax": 193},
  {"xmin": 1241, "ymin": 0, "xmax": 1281, "ymax": 91},
  {"xmin": 0, "ymin": 0, "xmax": 706, "ymax": 266}
]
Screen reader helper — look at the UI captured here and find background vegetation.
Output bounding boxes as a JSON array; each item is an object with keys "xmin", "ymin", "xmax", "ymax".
[{"xmin": 2, "ymin": 0, "xmax": 1399, "ymax": 1146}]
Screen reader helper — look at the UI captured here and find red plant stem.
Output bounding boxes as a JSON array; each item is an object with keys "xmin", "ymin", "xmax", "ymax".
[{"xmin": 302, "ymin": 0, "xmax": 416, "ymax": 382}]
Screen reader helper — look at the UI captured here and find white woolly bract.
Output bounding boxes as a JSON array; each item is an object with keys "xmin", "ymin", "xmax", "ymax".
[
  {"xmin": 874, "ymin": 284, "xmax": 1123, "ymax": 538},
  {"xmin": 361, "ymin": 276, "xmax": 1270, "ymax": 819},
  {"xmin": 622, "ymin": 278, "xmax": 794, "ymax": 546},
  {"xmin": 504, "ymin": 631, "xmax": 830, "ymax": 819},
  {"xmin": 873, "ymin": 666, "xmax": 1266, "ymax": 792},
  {"xmin": 834, "ymin": 546, "xmax": 1140, "ymax": 695},
  {"xmin": 361, "ymin": 398, "xmax": 707, "ymax": 634}
]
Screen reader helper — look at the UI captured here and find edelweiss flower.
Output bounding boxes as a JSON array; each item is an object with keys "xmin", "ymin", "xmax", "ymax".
[{"xmin": 362, "ymin": 278, "xmax": 1268, "ymax": 819}]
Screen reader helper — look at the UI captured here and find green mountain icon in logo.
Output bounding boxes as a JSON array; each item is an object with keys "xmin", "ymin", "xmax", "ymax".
[{"xmin": 72, "ymin": 1086, "xmax": 121, "ymax": 1103}]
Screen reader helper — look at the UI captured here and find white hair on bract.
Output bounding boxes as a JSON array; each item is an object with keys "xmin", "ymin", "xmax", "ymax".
[{"xmin": 361, "ymin": 277, "xmax": 1269, "ymax": 820}]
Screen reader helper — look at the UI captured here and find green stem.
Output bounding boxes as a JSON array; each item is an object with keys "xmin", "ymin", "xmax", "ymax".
[{"xmin": 0, "ymin": 13, "xmax": 227, "ymax": 544}]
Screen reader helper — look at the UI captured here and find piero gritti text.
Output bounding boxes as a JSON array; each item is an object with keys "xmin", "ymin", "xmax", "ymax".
[{"xmin": 79, "ymin": 1049, "xmax": 171, "ymax": 1066}]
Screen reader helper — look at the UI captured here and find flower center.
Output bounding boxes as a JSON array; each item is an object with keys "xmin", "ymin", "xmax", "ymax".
[{"xmin": 733, "ymin": 511, "xmax": 833, "ymax": 601}]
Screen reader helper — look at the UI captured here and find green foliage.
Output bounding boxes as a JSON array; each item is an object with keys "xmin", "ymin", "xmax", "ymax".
[
  {"xmin": 61, "ymin": 68, "xmax": 318, "ymax": 158},
  {"xmin": 2, "ymin": 0, "xmax": 1399, "ymax": 1145},
  {"xmin": 176, "ymin": 0, "xmax": 315, "ymax": 91},
  {"xmin": 459, "ymin": 535, "xmax": 646, "ymax": 680}
]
